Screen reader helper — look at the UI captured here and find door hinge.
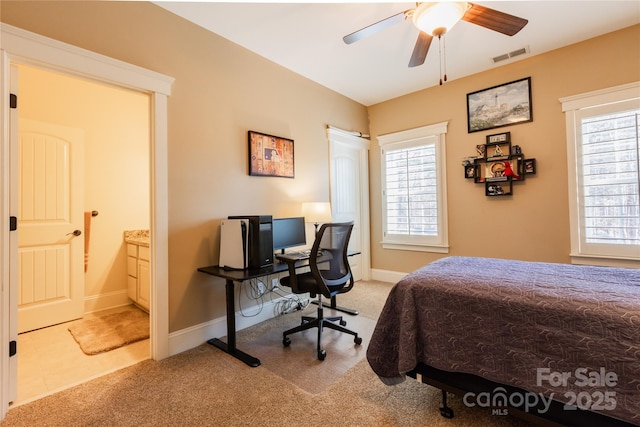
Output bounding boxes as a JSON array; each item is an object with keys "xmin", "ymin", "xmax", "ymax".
[
  {"xmin": 9, "ymin": 340, "xmax": 17, "ymax": 357},
  {"xmin": 10, "ymin": 93, "xmax": 17, "ymax": 109},
  {"xmin": 10, "ymin": 216, "xmax": 17, "ymax": 231}
]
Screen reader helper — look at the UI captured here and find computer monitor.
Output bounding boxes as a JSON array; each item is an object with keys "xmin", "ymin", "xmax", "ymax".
[{"xmin": 272, "ymin": 217, "xmax": 306, "ymax": 253}]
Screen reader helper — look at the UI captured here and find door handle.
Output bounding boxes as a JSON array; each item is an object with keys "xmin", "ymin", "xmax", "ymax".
[{"xmin": 67, "ymin": 230, "xmax": 82, "ymax": 237}]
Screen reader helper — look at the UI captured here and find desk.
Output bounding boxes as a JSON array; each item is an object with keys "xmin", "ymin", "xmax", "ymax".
[{"xmin": 197, "ymin": 251, "xmax": 359, "ymax": 367}]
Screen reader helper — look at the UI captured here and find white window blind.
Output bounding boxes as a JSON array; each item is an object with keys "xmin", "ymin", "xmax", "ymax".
[
  {"xmin": 580, "ymin": 110, "xmax": 639, "ymax": 246},
  {"xmin": 378, "ymin": 122, "xmax": 449, "ymax": 253},
  {"xmin": 385, "ymin": 144, "xmax": 438, "ymax": 236},
  {"xmin": 562, "ymin": 82, "xmax": 640, "ymax": 266}
]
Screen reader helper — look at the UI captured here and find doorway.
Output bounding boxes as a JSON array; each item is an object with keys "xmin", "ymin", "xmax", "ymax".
[
  {"xmin": 1, "ymin": 23, "xmax": 173, "ymax": 418},
  {"xmin": 328, "ymin": 126, "xmax": 371, "ymax": 281},
  {"xmin": 14, "ymin": 64, "xmax": 151, "ymax": 403}
]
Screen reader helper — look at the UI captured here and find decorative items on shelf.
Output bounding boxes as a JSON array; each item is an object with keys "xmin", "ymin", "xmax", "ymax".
[{"xmin": 462, "ymin": 131, "xmax": 536, "ymax": 197}]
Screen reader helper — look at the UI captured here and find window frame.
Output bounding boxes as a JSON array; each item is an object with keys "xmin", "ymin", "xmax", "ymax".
[
  {"xmin": 561, "ymin": 82, "xmax": 640, "ymax": 267},
  {"xmin": 378, "ymin": 122, "xmax": 449, "ymax": 253}
]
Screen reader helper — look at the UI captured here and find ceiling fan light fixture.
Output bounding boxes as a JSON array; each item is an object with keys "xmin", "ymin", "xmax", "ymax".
[{"xmin": 413, "ymin": 2, "xmax": 468, "ymax": 36}]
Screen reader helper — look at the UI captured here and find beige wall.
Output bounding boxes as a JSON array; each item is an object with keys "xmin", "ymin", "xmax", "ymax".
[
  {"xmin": 368, "ymin": 24, "xmax": 640, "ymax": 273},
  {"xmin": 17, "ymin": 64, "xmax": 150, "ymax": 306},
  {"xmin": 3, "ymin": 1, "xmax": 637, "ymax": 334},
  {"xmin": 0, "ymin": 1, "xmax": 369, "ymax": 332}
]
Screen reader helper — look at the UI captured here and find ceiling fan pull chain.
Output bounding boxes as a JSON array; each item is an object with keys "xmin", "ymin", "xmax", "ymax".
[
  {"xmin": 438, "ymin": 35, "xmax": 443, "ymax": 85},
  {"xmin": 443, "ymin": 34, "xmax": 448, "ymax": 83}
]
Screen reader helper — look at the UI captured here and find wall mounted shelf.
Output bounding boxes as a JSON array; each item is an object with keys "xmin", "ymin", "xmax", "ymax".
[{"xmin": 463, "ymin": 132, "xmax": 536, "ymax": 197}]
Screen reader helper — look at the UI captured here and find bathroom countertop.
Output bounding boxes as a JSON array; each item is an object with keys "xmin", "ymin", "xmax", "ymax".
[{"xmin": 124, "ymin": 229, "xmax": 150, "ymax": 247}]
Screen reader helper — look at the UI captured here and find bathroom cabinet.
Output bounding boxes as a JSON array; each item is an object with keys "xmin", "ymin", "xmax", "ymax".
[{"xmin": 127, "ymin": 242, "xmax": 150, "ymax": 311}]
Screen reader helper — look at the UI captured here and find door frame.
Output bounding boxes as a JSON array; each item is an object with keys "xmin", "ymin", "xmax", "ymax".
[
  {"xmin": 327, "ymin": 126, "xmax": 371, "ymax": 280},
  {"xmin": 0, "ymin": 23, "xmax": 174, "ymax": 418}
]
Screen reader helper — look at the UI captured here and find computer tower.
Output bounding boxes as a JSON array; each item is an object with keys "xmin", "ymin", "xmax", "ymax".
[
  {"xmin": 219, "ymin": 219, "xmax": 249, "ymax": 269},
  {"xmin": 228, "ymin": 215, "xmax": 273, "ymax": 268}
]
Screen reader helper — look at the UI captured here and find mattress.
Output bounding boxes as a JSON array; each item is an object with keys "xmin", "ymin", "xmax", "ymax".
[{"xmin": 366, "ymin": 256, "xmax": 640, "ymax": 424}]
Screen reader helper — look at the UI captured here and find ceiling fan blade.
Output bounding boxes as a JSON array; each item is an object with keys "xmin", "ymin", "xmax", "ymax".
[
  {"xmin": 343, "ymin": 10, "xmax": 409, "ymax": 44},
  {"xmin": 462, "ymin": 3, "xmax": 528, "ymax": 36},
  {"xmin": 408, "ymin": 31, "xmax": 433, "ymax": 68}
]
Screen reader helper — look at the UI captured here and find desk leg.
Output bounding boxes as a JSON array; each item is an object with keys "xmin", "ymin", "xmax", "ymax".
[
  {"xmin": 311, "ymin": 295, "xmax": 359, "ymax": 316},
  {"xmin": 207, "ymin": 278, "xmax": 261, "ymax": 367}
]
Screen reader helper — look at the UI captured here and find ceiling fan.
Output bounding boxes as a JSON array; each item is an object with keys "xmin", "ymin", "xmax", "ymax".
[{"xmin": 343, "ymin": 2, "xmax": 528, "ymax": 69}]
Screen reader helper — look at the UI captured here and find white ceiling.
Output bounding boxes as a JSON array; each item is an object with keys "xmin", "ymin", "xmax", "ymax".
[{"xmin": 155, "ymin": 1, "xmax": 640, "ymax": 106}]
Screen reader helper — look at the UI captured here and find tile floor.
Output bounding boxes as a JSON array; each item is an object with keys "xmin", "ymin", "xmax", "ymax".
[{"xmin": 13, "ymin": 305, "xmax": 149, "ymax": 406}]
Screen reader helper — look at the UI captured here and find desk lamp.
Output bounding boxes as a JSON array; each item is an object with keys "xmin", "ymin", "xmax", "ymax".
[{"xmin": 301, "ymin": 202, "xmax": 332, "ymax": 235}]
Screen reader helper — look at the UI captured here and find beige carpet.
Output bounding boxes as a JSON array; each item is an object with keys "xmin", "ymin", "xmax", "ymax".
[
  {"xmin": 2, "ymin": 281, "xmax": 533, "ymax": 427},
  {"xmin": 242, "ymin": 310, "xmax": 378, "ymax": 394},
  {"xmin": 68, "ymin": 306, "xmax": 149, "ymax": 355}
]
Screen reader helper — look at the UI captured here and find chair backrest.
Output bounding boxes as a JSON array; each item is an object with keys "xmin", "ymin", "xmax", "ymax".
[{"xmin": 309, "ymin": 222, "xmax": 354, "ymax": 298}]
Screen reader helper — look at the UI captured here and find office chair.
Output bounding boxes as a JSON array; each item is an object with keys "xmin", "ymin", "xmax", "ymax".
[{"xmin": 279, "ymin": 222, "xmax": 362, "ymax": 360}]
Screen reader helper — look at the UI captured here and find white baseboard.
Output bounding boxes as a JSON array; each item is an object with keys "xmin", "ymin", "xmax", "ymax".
[
  {"xmin": 166, "ymin": 273, "xmax": 410, "ymax": 357},
  {"xmin": 370, "ymin": 268, "xmax": 407, "ymax": 284},
  {"xmin": 84, "ymin": 290, "xmax": 131, "ymax": 314},
  {"xmin": 167, "ymin": 294, "xmax": 293, "ymax": 357}
]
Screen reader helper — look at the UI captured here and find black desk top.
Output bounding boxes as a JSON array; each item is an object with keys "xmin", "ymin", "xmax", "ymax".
[
  {"xmin": 197, "ymin": 260, "xmax": 292, "ymax": 281},
  {"xmin": 197, "ymin": 250, "xmax": 360, "ymax": 282}
]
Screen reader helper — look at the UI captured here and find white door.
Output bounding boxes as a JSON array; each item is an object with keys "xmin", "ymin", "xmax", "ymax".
[
  {"xmin": 328, "ymin": 127, "xmax": 371, "ymax": 281},
  {"xmin": 18, "ymin": 119, "xmax": 84, "ymax": 333}
]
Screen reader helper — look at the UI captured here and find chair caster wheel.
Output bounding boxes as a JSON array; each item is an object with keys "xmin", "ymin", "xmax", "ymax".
[
  {"xmin": 318, "ymin": 350, "xmax": 326, "ymax": 360},
  {"xmin": 283, "ymin": 337, "xmax": 291, "ymax": 347},
  {"xmin": 339, "ymin": 320, "xmax": 347, "ymax": 326},
  {"xmin": 354, "ymin": 336, "xmax": 363, "ymax": 345},
  {"xmin": 439, "ymin": 407, "xmax": 454, "ymax": 419}
]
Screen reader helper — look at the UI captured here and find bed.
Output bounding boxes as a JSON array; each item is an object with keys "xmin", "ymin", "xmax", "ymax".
[{"xmin": 366, "ymin": 256, "xmax": 640, "ymax": 426}]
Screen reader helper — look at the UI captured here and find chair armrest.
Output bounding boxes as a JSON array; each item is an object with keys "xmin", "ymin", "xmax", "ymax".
[{"xmin": 278, "ymin": 257, "xmax": 300, "ymax": 292}]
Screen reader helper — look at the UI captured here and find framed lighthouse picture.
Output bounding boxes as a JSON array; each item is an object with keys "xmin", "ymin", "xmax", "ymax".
[{"xmin": 466, "ymin": 77, "xmax": 532, "ymax": 133}]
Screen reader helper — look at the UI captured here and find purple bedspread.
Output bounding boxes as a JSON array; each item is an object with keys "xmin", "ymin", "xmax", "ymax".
[{"xmin": 366, "ymin": 256, "xmax": 640, "ymax": 424}]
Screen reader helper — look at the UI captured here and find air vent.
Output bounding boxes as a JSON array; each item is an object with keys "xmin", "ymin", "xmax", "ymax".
[
  {"xmin": 509, "ymin": 47, "xmax": 528, "ymax": 57},
  {"xmin": 492, "ymin": 53, "xmax": 510, "ymax": 63},
  {"xmin": 492, "ymin": 46, "xmax": 530, "ymax": 64}
]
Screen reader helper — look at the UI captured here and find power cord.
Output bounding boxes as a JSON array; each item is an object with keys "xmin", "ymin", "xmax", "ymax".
[
  {"xmin": 274, "ymin": 294, "xmax": 309, "ymax": 315},
  {"xmin": 238, "ymin": 278, "xmax": 265, "ymax": 317},
  {"xmin": 238, "ymin": 275, "xmax": 311, "ymax": 317}
]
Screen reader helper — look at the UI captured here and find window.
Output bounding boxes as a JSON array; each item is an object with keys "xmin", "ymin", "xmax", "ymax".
[
  {"xmin": 561, "ymin": 83, "xmax": 640, "ymax": 266},
  {"xmin": 378, "ymin": 122, "xmax": 449, "ymax": 253}
]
